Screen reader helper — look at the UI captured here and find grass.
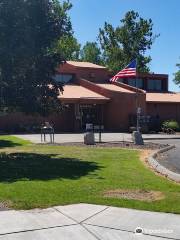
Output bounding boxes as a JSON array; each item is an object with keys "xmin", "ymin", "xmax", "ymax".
[
  {"xmin": 0, "ymin": 135, "xmax": 180, "ymax": 213},
  {"xmin": 0, "ymin": 135, "xmax": 31, "ymax": 148}
]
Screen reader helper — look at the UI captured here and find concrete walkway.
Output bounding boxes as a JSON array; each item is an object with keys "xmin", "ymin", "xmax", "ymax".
[
  {"xmin": 0, "ymin": 204, "xmax": 180, "ymax": 240},
  {"xmin": 14, "ymin": 133, "xmax": 132, "ymax": 143},
  {"xmin": 13, "ymin": 133, "xmax": 180, "ymax": 144}
]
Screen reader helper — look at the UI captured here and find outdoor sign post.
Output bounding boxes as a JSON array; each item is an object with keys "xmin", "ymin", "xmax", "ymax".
[
  {"xmin": 137, "ymin": 107, "xmax": 141, "ymax": 132},
  {"xmin": 98, "ymin": 125, "xmax": 102, "ymax": 143},
  {"xmin": 99, "ymin": 126, "xmax": 102, "ymax": 142}
]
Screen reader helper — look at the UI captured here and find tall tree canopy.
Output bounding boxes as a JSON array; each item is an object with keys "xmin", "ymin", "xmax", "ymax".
[
  {"xmin": 174, "ymin": 60, "xmax": 180, "ymax": 86},
  {"xmin": 55, "ymin": 35, "xmax": 81, "ymax": 61},
  {"xmin": 98, "ymin": 11, "xmax": 159, "ymax": 73},
  {"xmin": 0, "ymin": 0, "xmax": 72, "ymax": 115},
  {"xmin": 80, "ymin": 42, "xmax": 102, "ymax": 65}
]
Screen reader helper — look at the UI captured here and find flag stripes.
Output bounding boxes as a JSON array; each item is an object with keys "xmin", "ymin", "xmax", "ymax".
[{"xmin": 110, "ymin": 60, "xmax": 137, "ymax": 82}]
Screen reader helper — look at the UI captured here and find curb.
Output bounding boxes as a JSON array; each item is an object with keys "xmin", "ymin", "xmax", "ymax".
[
  {"xmin": 148, "ymin": 145, "xmax": 180, "ymax": 183},
  {"xmin": 143, "ymin": 137, "xmax": 180, "ymax": 140}
]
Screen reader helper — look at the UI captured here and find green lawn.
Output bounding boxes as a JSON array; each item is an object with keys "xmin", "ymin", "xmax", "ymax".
[{"xmin": 0, "ymin": 135, "xmax": 180, "ymax": 213}]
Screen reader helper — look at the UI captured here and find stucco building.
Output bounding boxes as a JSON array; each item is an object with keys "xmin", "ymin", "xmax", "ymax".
[{"xmin": 0, "ymin": 61, "xmax": 180, "ymax": 133}]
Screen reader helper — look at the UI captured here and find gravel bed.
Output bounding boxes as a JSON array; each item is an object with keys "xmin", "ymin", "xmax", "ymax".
[{"xmin": 41, "ymin": 141, "xmax": 169, "ymax": 150}]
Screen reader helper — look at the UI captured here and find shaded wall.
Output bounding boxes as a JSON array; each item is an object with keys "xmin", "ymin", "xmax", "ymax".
[
  {"xmin": 147, "ymin": 102, "xmax": 180, "ymax": 123},
  {"xmin": 0, "ymin": 105, "xmax": 75, "ymax": 133},
  {"xmin": 58, "ymin": 63, "xmax": 110, "ymax": 83}
]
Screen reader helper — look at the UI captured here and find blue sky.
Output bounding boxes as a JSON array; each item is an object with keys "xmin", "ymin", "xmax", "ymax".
[{"xmin": 69, "ymin": 0, "xmax": 180, "ymax": 92}]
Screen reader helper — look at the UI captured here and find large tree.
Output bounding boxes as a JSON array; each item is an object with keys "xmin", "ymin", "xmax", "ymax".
[
  {"xmin": 55, "ymin": 35, "xmax": 81, "ymax": 61},
  {"xmin": 0, "ymin": 0, "xmax": 72, "ymax": 115},
  {"xmin": 98, "ymin": 11, "xmax": 159, "ymax": 73},
  {"xmin": 80, "ymin": 42, "xmax": 102, "ymax": 65},
  {"xmin": 174, "ymin": 60, "xmax": 180, "ymax": 85}
]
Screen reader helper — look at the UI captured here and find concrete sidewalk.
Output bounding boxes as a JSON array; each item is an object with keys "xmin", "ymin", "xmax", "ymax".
[
  {"xmin": 0, "ymin": 204, "xmax": 179, "ymax": 239},
  {"xmin": 14, "ymin": 133, "xmax": 180, "ymax": 144}
]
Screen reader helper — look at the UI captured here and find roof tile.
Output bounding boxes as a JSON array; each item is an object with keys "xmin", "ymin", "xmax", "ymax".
[
  {"xmin": 59, "ymin": 85, "xmax": 109, "ymax": 100},
  {"xmin": 67, "ymin": 61, "xmax": 106, "ymax": 69},
  {"xmin": 146, "ymin": 93, "xmax": 180, "ymax": 103},
  {"xmin": 96, "ymin": 83, "xmax": 134, "ymax": 93}
]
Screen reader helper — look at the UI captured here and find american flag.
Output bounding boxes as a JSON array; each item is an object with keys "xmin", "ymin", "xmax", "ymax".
[{"xmin": 110, "ymin": 59, "xmax": 137, "ymax": 82}]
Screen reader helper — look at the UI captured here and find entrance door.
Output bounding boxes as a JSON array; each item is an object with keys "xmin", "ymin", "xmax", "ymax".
[{"xmin": 80, "ymin": 104, "xmax": 103, "ymax": 130}]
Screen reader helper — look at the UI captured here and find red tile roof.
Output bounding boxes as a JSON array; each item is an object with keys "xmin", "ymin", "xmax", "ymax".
[
  {"xmin": 59, "ymin": 85, "xmax": 109, "ymax": 103},
  {"xmin": 146, "ymin": 93, "xmax": 180, "ymax": 103},
  {"xmin": 96, "ymin": 83, "xmax": 134, "ymax": 93},
  {"xmin": 66, "ymin": 61, "xmax": 106, "ymax": 69}
]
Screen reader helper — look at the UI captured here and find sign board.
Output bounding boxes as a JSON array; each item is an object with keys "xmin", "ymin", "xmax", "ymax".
[
  {"xmin": 137, "ymin": 107, "xmax": 141, "ymax": 114},
  {"xmin": 139, "ymin": 115, "xmax": 151, "ymax": 123},
  {"xmin": 86, "ymin": 123, "xmax": 93, "ymax": 131},
  {"xmin": 94, "ymin": 125, "xmax": 104, "ymax": 130}
]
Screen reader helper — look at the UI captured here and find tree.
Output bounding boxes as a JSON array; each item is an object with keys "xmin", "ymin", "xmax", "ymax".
[
  {"xmin": 98, "ymin": 11, "xmax": 159, "ymax": 73},
  {"xmin": 0, "ymin": 0, "xmax": 72, "ymax": 115},
  {"xmin": 55, "ymin": 35, "xmax": 81, "ymax": 60},
  {"xmin": 174, "ymin": 61, "xmax": 180, "ymax": 85},
  {"xmin": 80, "ymin": 42, "xmax": 102, "ymax": 65}
]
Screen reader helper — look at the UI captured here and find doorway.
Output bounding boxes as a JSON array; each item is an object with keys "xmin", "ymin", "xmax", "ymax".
[{"xmin": 80, "ymin": 104, "xmax": 103, "ymax": 130}]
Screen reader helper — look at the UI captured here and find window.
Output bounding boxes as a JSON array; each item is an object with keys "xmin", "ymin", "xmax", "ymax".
[
  {"xmin": 127, "ymin": 78, "xmax": 143, "ymax": 88},
  {"xmin": 54, "ymin": 74, "xmax": 73, "ymax": 84},
  {"xmin": 148, "ymin": 79, "xmax": 162, "ymax": 91},
  {"xmin": 117, "ymin": 78, "xmax": 123, "ymax": 83}
]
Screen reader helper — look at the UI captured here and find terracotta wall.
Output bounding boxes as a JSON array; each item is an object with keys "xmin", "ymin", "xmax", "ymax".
[
  {"xmin": 76, "ymin": 68, "xmax": 110, "ymax": 83},
  {"xmin": 104, "ymin": 92, "xmax": 146, "ymax": 131},
  {"xmin": 79, "ymin": 79, "xmax": 146, "ymax": 131},
  {"xmin": 58, "ymin": 63, "xmax": 110, "ymax": 83},
  {"xmin": 0, "ymin": 105, "xmax": 75, "ymax": 133},
  {"xmin": 147, "ymin": 102, "xmax": 180, "ymax": 123}
]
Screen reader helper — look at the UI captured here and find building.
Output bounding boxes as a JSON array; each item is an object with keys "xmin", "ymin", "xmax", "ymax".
[{"xmin": 0, "ymin": 61, "xmax": 180, "ymax": 133}]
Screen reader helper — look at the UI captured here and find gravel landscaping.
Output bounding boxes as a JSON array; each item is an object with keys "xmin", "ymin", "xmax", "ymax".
[{"xmin": 41, "ymin": 141, "xmax": 169, "ymax": 150}]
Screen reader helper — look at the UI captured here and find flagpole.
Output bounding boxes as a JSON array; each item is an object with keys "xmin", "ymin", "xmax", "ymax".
[
  {"xmin": 134, "ymin": 58, "xmax": 144, "ymax": 145},
  {"xmin": 135, "ymin": 58, "xmax": 139, "ymax": 132}
]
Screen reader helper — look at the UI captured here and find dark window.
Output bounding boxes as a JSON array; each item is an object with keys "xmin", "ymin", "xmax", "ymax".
[
  {"xmin": 117, "ymin": 78, "xmax": 123, "ymax": 83},
  {"xmin": 127, "ymin": 78, "xmax": 143, "ymax": 88},
  {"xmin": 54, "ymin": 74, "xmax": 73, "ymax": 84},
  {"xmin": 148, "ymin": 79, "xmax": 162, "ymax": 91}
]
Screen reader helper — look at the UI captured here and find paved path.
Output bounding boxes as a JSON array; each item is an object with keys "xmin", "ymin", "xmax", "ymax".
[
  {"xmin": 14, "ymin": 133, "xmax": 180, "ymax": 144},
  {"xmin": 0, "ymin": 204, "xmax": 180, "ymax": 239},
  {"xmin": 14, "ymin": 133, "xmax": 132, "ymax": 143},
  {"xmin": 147, "ymin": 139, "xmax": 180, "ymax": 174}
]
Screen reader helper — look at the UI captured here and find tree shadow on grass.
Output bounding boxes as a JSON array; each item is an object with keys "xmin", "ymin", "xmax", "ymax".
[
  {"xmin": 0, "ymin": 152, "xmax": 101, "ymax": 182},
  {"xmin": 0, "ymin": 140, "xmax": 22, "ymax": 148}
]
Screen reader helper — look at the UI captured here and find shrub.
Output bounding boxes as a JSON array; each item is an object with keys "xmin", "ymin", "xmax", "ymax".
[{"xmin": 162, "ymin": 120, "xmax": 180, "ymax": 131}]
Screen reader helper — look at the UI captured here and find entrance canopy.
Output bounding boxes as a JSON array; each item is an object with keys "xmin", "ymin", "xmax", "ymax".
[{"xmin": 59, "ymin": 85, "xmax": 110, "ymax": 104}]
